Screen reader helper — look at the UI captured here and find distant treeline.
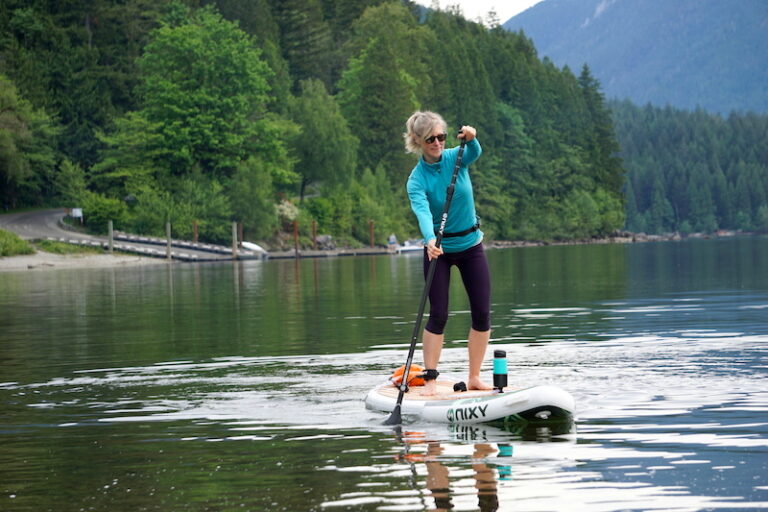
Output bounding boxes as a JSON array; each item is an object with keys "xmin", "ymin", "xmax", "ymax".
[
  {"xmin": 0, "ymin": 0, "xmax": 627, "ymax": 246},
  {"xmin": 612, "ymin": 100, "xmax": 768, "ymax": 234}
]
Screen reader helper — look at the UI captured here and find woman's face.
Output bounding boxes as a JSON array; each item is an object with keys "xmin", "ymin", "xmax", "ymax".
[{"xmin": 419, "ymin": 126, "xmax": 446, "ymax": 163}]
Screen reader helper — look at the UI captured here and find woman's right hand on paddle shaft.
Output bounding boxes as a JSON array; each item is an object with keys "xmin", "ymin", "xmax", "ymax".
[
  {"xmin": 458, "ymin": 125, "xmax": 476, "ymax": 142},
  {"xmin": 426, "ymin": 238, "xmax": 443, "ymax": 260}
]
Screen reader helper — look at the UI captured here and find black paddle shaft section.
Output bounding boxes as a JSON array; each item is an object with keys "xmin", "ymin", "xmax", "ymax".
[{"xmin": 384, "ymin": 138, "xmax": 467, "ymax": 426}]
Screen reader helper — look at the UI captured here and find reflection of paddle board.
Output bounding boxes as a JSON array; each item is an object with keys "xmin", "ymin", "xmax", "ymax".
[
  {"xmin": 365, "ymin": 376, "xmax": 574, "ymax": 427},
  {"xmin": 406, "ymin": 419, "xmax": 575, "ymax": 445}
]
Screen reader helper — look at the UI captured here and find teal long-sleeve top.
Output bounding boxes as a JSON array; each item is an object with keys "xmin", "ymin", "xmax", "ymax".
[{"xmin": 406, "ymin": 138, "xmax": 483, "ymax": 253}]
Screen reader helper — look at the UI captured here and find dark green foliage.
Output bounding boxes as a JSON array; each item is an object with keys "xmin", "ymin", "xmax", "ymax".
[
  {"xmin": 0, "ymin": 74, "xmax": 58, "ymax": 209},
  {"xmin": 2, "ymin": 0, "xmax": 636, "ymax": 244},
  {"xmin": 54, "ymin": 159, "xmax": 88, "ymax": 206},
  {"xmin": 0, "ymin": 228, "xmax": 35, "ymax": 256},
  {"xmin": 88, "ymin": 3, "xmax": 296, "ymax": 241},
  {"xmin": 80, "ymin": 191, "xmax": 128, "ymax": 234},
  {"xmin": 136, "ymin": 4, "xmax": 273, "ymax": 179},
  {"xmin": 228, "ymin": 157, "xmax": 279, "ymax": 241},
  {"xmin": 337, "ymin": 2, "xmax": 429, "ymax": 178},
  {"xmin": 287, "ymin": 79, "xmax": 358, "ymax": 200},
  {"xmin": 613, "ymin": 100, "xmax": 768, "ymax": 233},
  {"xmin": 0, "ymin": 0, "xmax": 166, "ymax": 168},
  {"xmin": 272, "ymin": 0, "xmax": 335, "ymax": 91}
]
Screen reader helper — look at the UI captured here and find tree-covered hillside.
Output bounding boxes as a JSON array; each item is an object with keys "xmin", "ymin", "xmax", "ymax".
[
  {"xmin": 612, "ymin": 101, "xmax": 768, "ymax": 235},
  {"xmin": 505, "ymin": 0, "xmax": 768, "ymax": 115},
  {"xmin": 3, "ymin": 0, "xmax": 621, "ymax": 245}
]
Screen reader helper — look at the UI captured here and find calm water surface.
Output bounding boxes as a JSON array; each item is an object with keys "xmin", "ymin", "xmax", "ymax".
[{"xmin": 1, "ymin": 237, "xmax": 767, "ymax": 511}]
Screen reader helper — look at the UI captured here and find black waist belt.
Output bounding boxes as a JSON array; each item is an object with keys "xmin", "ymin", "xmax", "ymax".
[{"xmin": 440, "ymin": 222, "xmax": 480, "ymax": 238}]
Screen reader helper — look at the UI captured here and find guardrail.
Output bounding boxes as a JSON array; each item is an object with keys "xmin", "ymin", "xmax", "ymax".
[
  {"xmin": 44, "ymin": 235, "xmax": 265, "ymax": 262},
  {"xmin": 113, "ymin": 231, "xmax": 262, "ymax": 257}
]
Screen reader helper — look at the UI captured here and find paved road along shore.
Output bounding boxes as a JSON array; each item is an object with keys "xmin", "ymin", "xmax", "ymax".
[{"xmin": 0, "ymin": 209, "xmax": 396, "ymax": 269}]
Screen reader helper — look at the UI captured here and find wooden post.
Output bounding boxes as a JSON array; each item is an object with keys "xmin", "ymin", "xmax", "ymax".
[
  {"xmin": 166, "ymin": 222, "xmax": 172, "ymax": 260},
  {"xmin": 237, "ymin": 222, "xmax": 243, "ymax": 248},
  {"xmin": 232, "ymin": 221, "xmax": 238, "ymax": 259},
  {"xmin": 293, "ymin": 220, "xmax": 299, "ymax": 257},
  {"xmin": 192, "ymin": 220, "xmax": 198, "ymax": 243},
  {"xmin": 369, "ymin": 220, "xmax": 374, "ymax": 248},
  {"xmin": 107, "ymin": 220, "xmax": 113, "ymax": 254},
  {"xmin": 312, "ymin": 220, "xmax": 317, "ymax": 250}
]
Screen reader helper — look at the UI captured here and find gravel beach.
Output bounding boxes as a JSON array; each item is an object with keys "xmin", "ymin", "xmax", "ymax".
[{"xmin": 0, "ymin": 251, "xmax": 168, "ymax": 272}]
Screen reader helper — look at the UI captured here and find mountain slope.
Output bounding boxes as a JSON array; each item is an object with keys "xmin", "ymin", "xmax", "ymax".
[{"xmin": 504, "ymin": 0, "xmax": 768, "ymax": 114}]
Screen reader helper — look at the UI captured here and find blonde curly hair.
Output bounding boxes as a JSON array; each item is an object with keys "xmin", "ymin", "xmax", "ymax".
[{"xmin": 403, "ymin": 111, "xmax": 448, "ymax": 155}]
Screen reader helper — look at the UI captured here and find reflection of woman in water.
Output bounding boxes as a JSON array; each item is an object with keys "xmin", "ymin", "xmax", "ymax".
[
  {"xmin": 397, "ymin": 434, "xmax": 500, "ymax": 511},
  {"xmin": 425, "ymin": 442, "xmax": 499, "ymax": 511}
]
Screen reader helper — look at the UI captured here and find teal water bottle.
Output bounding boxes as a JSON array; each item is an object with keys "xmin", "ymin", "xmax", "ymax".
[{"xmin": 493, "ymin": 350, "xmax": 508, "ymax": 392}]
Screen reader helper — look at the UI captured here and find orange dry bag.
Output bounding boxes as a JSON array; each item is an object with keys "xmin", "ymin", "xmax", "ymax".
[{"xmin": 390, "ymin": 364, "xmax": 426, "ymax": 387}]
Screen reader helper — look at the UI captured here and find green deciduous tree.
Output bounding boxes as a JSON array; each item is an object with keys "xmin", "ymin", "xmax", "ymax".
[
  {"xmin": 337, "ymin": 35, "xmax": 419, "ymax": 177},
  {"xmin": 228, "ymin": 157, "xmax": 279, "ymax": 241},
  {"xmin": 91, "ymin": 112, "xmax": 165, "ymax": 197},
  {"xmin": 287, "ymin": 79, "xmax": 358, "ymax": 201},
  {"xmin": 137, "ymin": 4, "xmax": 273, "ymax": 178},
  {"xmin": 81, "ymin": 190, "xmax": 128, "ymax": 234},
  {"xmin": 91, "ymin": 3, "xmax": 297, "ymax": 242},
  {"xmin": 54, "ymin": 159, "xmax": 87, "ymax": 206},
  {"xmin": 0, "ymin": 74, "xmax": 58, "ymax": 209},
  {"xmin": 337, "ymin": 2, "xmax": 434, "ymax": 178}
]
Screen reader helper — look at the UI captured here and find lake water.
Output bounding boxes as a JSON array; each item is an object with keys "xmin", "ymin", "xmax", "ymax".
[{"xmin": 1, "ymin": 237, "xmax": 767, "ymax": 511}]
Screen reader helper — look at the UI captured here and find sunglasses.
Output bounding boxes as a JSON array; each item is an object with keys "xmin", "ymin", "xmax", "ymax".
[{"xmin": 424, "ymin": 133, "xmax": 447, "ymax": 144}]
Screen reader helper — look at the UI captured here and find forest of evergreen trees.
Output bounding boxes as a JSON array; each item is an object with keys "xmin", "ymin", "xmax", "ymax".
[
  {"xmin": 1, "ymin": 0, "xmax": 765, "ymax": 245},
  {"xmin": 613, "ymin": 101, "xmax": 768, "ymax": 235}
]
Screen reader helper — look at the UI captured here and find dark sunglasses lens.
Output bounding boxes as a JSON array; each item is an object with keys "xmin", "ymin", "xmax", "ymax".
[{"xmin": 425, "ymin": 133, "xmax": 446, "ymax": 143}]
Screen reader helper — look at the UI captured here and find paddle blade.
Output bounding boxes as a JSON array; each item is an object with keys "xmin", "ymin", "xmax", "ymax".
[{"xmin": 383, "ymin": 404, "xmax": 402, "ymax": 425}]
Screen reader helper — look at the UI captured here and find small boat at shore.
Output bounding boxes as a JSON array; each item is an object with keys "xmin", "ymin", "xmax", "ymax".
[
  {"xmin": 396, "ymin": 240, "xmax": 424, "ymax": 254},
  {"xmin": 241, "ymin": 241, "xmax": 267, "ymax": 253}
]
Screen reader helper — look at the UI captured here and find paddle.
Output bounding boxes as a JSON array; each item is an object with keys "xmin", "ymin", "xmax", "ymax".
[{"xmin": 384, "ymin": 134, "xmax": 467, "ymax": 426}]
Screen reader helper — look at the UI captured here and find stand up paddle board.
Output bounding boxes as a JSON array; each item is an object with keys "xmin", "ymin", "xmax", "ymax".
[{"xmin": 365, "ymin": 376, "xmax": 574, "ymax": 427}]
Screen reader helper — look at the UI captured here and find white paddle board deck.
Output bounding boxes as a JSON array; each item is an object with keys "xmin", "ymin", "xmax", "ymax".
[{"xmin": 365, "ymin": 377, "xmax": 574, "ymax": 426}]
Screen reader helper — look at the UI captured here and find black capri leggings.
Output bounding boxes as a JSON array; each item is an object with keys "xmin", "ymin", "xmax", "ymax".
[{"xmin": 423, "ymin": 243, "xmax": 491, "ymax": 335}]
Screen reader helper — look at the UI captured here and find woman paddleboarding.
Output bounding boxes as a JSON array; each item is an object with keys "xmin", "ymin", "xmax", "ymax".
[{"xmin": 404, "ymin": 111, "xmax": 493, "ymax": 396}]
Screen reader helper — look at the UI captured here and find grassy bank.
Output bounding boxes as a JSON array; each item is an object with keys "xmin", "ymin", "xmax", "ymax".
[
  {"xmin": 0, "ymin": 230, "xmax": 107, "ymax": 258},
  {"xmin": 33, "ymin": 239, "xmax": 104, "ymax": 255},
  {"xmin": 0, "ymin": 229, "xmax": 35, "ymax": 257}
]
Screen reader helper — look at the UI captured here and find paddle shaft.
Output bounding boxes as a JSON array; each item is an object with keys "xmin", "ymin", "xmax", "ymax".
[{"xmin": 384, "ymin": 138, "xmax": 467, "ymax": 425}]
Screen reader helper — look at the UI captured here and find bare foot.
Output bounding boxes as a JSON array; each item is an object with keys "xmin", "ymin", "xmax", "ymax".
[
  {"xmin": 467, "ymin": 376, "xmax": 493, "ymax": 391},
  {"xmin": 422, "ymin": 380, "xmax": 438, "ymax": 396}
]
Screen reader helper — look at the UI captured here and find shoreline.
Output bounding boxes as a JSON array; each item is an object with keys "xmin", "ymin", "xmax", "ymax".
[
  {"xmin": 0, "ymin": 250, "xmax": 169, "ymax": 273},
  {"xmin": 1, "ymin": 230, "xmax": 758, "ymax": 272}
]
